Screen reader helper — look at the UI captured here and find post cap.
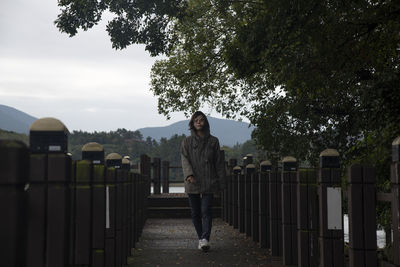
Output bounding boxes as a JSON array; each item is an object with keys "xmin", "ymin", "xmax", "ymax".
[
  {"xmin": 282, "ymin": 156, "xmax": 297, "ymax": 171},
  {"xmin": 260, "ymin": 160, "xmax": 272, "ymax": 165},
  {"xmin": 393, "ymin": 136, "xmax": 400, "ymax": 162},
  {"xmin": 260, "ymin": 160, "xmax": 272, "ymax": 171},
  {"xmin": 320, "ymin": 148, "xmax": 340, "ymax": 168},
  {"xmin": 319, "ymin": 148, "xmax": 340, "ymax": 157},
  {"xmin": 82, "ymin": 142, "xmax": 104, "ymax": 164},
  {"xmin": 30, "ymin": 117, "xmax": 68, "ymax": 133},
  {"xmin": 82, "ymin": 142, "xmax": 104, "ymax": 152},
  {"xmin": 106, "ymin": 153, "xmax": 122, "ymax": 168},
  {"xmin": 246, "ymin": 163, "xmax": 256, "ymax": 169},
  {"xmin": 123, "ymin": 155, "xmax": 131, "ymax": 160},
  {"xmin": 29, "ymin": 118, "xmax": 69, "ymax": 153},
  {"xmin": 282, "ymin": 156, "xmax": 296, "ymax": 163},
  {"xmin": 233, "ymin": 166, "xmax": 242, "ymax": 171},
  {"xmin": 106, "ymin": 153, "xmax": 122, "ymax": 160},
  {"xmin": 122, "ymin": 158, "xmax": 130, "ymax": 164}
]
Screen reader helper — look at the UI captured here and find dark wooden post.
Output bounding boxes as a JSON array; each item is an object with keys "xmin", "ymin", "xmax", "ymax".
[
  {"xmin": 233, "ymin": 166, "xmax": 241, "ymax": 229},
  {"xmin": 140, "ymin": 154, "xmax": 151, "ymax": 196},
  {"xmin": 122, "ymin": 157, "xmax": 132, "ymax": 259},
  {"xmin": 81, "ymin": 142, "xmax": 105, "ymax": 266},
  {"xmin": 162, "ymin": 161, "xmax": 170, "ymax": 193},
  {"xmin": 318, "ymin": 149, "xmax": 344, "ymax": 267},
  {"xmin": 140, "ymin": 154, "xmax": 151, "ymax": 226},
  {"xmin": 259, "ymin": 160, "xmax": 271, "ymax": 248},
  {"xmin": 391, "ymin": 136, "xmax": 400, "ymax": 265},
  {"xmin": 0, "ymin": 140, "xmax": 28, "ymax": 267},
  {"xmin": 133, "ymin": 172, "xmax": 140, "ymax": 243},
  {"xmin": 238, "ymin": 166, "xmax": 246, "ymax": 233},
  {"xmin": 129, "ymin": 171, "xmax": 137, "ymax": 251},
  {"xmin": 27, "ymin": 118, "xmax": 71, "ymax": 267},
  {"xmin": 251, "ymin": 163, "xmax": 260, "ymax": 243},
  {"xmin": 115, "ymin": 170, "xmax": 123, "ymax": 267},
  {"xmin": 92, "ymin": 164, "xmax": 106, "ymax": 266},
  {"xmin": 73, "ymin": 160, "xmax": 92, "ymax": 265},
  {"xmin": 297, "ymin": 168, "xmax": 319, "ymax": 267},
  {"xmin": 104, "ymin": 153, "xmax": 122, "ymax": 267},
  {"xmin": 270, "ymin": 167, "xmax": 283, "ymax": 256},
  {"xmin": 245, "ymin": 163, "xmax": 255, "ymax": 237},
  {"xmin": 26, "ymin": 153, "xmax": 47, "ymax": 267},
  {"xmin": 281, "ymin": 156, "xmax": 298, "ymax": 266},
  {"xmin": 348, "ymin": 164, "xmax": 377, "ymax": 267},
  {"xmin": 153, "ymin": 158, "xmax": 161, "ymax": 194},
  {"xmin": 229, "ymin": 159, "xmax": 237, "ymax": 226}
]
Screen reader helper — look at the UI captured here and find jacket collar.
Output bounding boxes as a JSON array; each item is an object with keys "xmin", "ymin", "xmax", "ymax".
[{"xmin": 191, "ymin": 128, "xmax": 210, "ymax": 142}]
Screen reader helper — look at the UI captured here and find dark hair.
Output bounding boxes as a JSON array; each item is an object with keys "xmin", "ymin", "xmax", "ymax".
[{"xmin": 189, "ymin": 111, "xmax": 210, "ymax": 131}]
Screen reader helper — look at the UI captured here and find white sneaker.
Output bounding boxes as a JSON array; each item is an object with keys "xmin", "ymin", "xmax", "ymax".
[{"xmin": 199, "ymin": 238, "xmax": 210, "ymax": 252}]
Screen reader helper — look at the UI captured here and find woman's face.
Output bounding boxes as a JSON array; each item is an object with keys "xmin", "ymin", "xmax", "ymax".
[{"xmin": 194, "ymin": 115, "xmax": 206, "ymax": 131}]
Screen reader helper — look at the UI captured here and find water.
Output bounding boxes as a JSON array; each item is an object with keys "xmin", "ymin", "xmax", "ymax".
[
  {"xmin": 343, "ymin": 214, "xmax": 386, "ymax": 249},
  {"xmin": 151, "ymin": 186, "xmax": 184, "ymax": 194}
]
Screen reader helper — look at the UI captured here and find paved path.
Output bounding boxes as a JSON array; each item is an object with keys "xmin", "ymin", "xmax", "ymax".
[{"xmin": 128, "ymin": 218, "xmax": 283, "ymax": 267}]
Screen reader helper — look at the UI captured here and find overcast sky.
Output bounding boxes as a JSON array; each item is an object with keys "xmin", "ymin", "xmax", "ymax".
[{"xmin": 0, "ymin": 0, "xmax": 225, "ymax": 132}]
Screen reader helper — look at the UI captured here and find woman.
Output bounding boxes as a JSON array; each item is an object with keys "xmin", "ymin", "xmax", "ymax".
[{"xmin": 181, "ymin": 111, "xmax": 226, "ymax": 252}]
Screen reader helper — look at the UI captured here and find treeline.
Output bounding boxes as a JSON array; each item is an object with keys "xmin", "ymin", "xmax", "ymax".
[{"xmin": 0, "ymin": 128, "xmax": 259, "ymax": 180}]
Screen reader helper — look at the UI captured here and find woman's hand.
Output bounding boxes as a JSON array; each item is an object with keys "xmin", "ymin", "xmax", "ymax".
[{"xmin": 186, "ymin": 176, "xmax": 196, "ymax": 183}]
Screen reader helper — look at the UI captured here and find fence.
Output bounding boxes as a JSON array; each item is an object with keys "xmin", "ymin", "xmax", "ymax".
[
  {"xmin": 221, "ymin": 136, "xmax": 400, "ymax": 267},
  {"xmin": 0, "ymin": 118, "xmax": 150, "ymax": 267}
]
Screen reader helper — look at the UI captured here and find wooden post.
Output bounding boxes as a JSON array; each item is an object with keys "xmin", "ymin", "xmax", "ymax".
[
  {"xmin": 391, "ymin": 136, "xmax": 400, "ymax": 264},
  {"xmin": 28, "ymin": 118, "xmax": 71, "ymax": 267},
  {"xmin": 259, "ymin": 160, "xmax": 272, "ymax": 248},
  {"xmin": 127, "ymin": 170, "xmax": 133, "ymax": 256},
  {"xmin": 270, "ymin": 167, "xmax": 283, "ymax": 256},
  {"xmin": 92, "ymin": 164, "xmax": 106, "ymax": 266},
  {"xmin": 281, "ymin": 156, "xmax": 298, "ymax": 266},
  {"xmin": 319, "ymin": 149, "xmax": 344, "ymax": 267},
  {"xmin": 26, "ymin": 153, "xmax": 47, "ymax": 267},
  {"xmin": 348, "ymin": 164, "xmax": 377, "ymax": 267},
  {"xmin": 73, "ymin": 160, "xmax": 92, "ymax": 265},
  {"xmin": 162, "ymin": 161, "xmax": 169, "ymax": 193},
  {"xmin": 153, "ymin": 158, "xmax": 161, "ymax": 194},
  {"xmin": 238, "ymin": 167, "xmax": 246, "ymax": 233},
  {"xmin": 140, "ymin": 154, "xmax": 151, "ymax": 226},
  {"xmin": 81, "ymin": 142, "xmax": 105, "ymax": 266},
  {"xmin": 297, "ymin": 168, "xmax": 319, "ymax": 267},
  {"xmin": 229, "ymin": 159, "xmax": 237, "ymax": 226},
  {"xmin": 233, "ymin": 166, "xmax": 241, "ymax": 229},
  {"xmin": 245, "ymin": 163, "xmax": 255, "ymax": 237},
  {"xmin": 0, "ymin": 140, "xmax": 28, "ymax": 267},
  {"xmin": 251, "ymin": 163, "xmax": 259, "ymax": 243},
  {"xmin": 105, "ymin": 153, "xmax": 122, "ymax": 267}
]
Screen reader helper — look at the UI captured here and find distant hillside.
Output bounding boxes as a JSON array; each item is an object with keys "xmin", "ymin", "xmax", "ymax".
[
  {"xmin": 137, "ymin": 116, "xmax": 254, "ymax": 147},
  {"xmin": 0, "ymin": 104, "xmax": 37, "ymax": 134}
]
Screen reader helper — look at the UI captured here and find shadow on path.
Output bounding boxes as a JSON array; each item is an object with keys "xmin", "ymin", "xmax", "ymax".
[{"xmin": 128, "ymin": 218, "xmax": 283, "ymax": 267}]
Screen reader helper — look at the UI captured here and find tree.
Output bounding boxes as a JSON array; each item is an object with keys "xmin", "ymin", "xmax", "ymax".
[{"xmin": 56, "ymin": 0, "xmax": 400, "ymax": 164}]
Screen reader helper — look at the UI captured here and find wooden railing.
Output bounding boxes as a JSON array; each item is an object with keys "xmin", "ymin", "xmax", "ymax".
[{"xmin": 221, "ymin": 136, "xmax": 400, "ymax": 267}]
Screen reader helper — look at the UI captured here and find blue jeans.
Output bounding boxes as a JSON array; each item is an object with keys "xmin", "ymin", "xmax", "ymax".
[{"xmin": 188, "ymin": 193, "xmax": 213, "ymax": 241}]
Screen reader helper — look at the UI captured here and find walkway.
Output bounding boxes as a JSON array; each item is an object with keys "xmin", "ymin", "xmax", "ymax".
[{"xmin": 128, "ymin": 218, "xmax": 284, "ymax": 267}]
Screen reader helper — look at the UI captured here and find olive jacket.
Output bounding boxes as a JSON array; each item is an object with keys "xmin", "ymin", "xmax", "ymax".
[{"xmin": 181, "ymin": 129, "xmax": 226, "ymax": 194}]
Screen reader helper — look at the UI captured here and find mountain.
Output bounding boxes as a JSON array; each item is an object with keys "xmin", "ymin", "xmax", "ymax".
[
  {"xmin": 137, "ymin": 117, "xmax": 254, "ymax": 147},
  {"xmin": 0, "ymin": 104, "xmax": 37, "ymax": 134}
]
